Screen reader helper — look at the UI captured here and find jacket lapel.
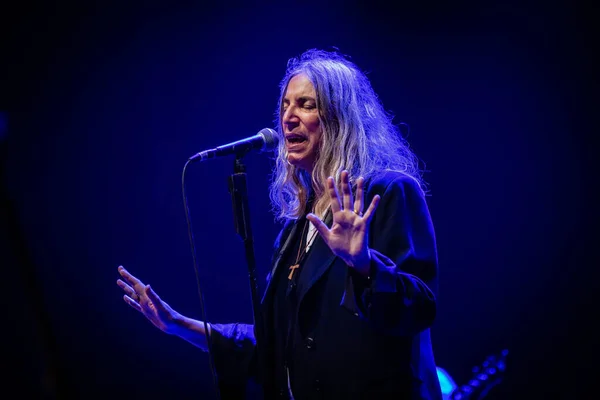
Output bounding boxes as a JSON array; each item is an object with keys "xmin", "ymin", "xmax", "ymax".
[
  {"xmin": 260, "ymin": 208, "xmax": 341, "ymax": 310},
  {"xmin": 261, "ymin": 218, "xmax": 300, "ymax": 305},
  {"xmin": 296, "ymin": 210, "xmax": 338, "ymax": 306}
]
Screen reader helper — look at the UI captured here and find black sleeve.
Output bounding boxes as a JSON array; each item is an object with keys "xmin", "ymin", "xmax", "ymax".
[{"xmin": 341, "ymin": 173, "xmax": 438, "ymax": 336}]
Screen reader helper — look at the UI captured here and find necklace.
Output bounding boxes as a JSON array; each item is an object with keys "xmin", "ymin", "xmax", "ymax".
[{"xmin": 288, "ymin": 217, "xmax": 319, "ymax": 280}]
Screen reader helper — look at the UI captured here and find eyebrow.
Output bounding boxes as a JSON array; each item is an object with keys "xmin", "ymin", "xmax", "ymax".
[{"xmin": 283, "ymin": 95, "xmax": 316, "ymax": 104}]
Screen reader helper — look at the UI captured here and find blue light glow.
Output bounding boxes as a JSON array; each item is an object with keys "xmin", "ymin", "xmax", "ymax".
[{"xmin": 437, "ymin": 366, "xmax": 458, "ymax": 399}]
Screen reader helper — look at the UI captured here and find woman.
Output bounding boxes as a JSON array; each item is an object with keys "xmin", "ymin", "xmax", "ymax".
[{"xmin": 117, "ymin": 49, "xmax": 442, "ymax": 399}]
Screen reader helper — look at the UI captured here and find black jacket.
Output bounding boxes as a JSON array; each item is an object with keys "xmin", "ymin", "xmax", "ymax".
[{"xmin": 211, "ymin": 171, "xmax": 442, "ymax": 400}]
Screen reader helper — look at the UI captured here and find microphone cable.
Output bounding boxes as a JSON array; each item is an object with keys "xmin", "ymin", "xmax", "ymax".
[{"xmin": 181, "ymin": 158, "xmax": 220, "ymax": 400}]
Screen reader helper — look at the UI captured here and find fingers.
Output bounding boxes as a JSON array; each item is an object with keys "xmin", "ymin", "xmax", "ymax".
[
  {"xmin": 354, "ymin": 177, "xmax": 365, "ymax": 216},
  {"xmin": 306, "ymin": 213, "xmax": 330, "ymax": 240},
  {"xmin": 341, "ymin": 170, "xmax": 354, "ymax": 211},
  {"xmin": 117, "ymin": 267, "xmax": 161, "ymax": 316},
  {"xmin": 362, "ymin": 194, "xmax": 380, "ymax": 224},
  {"xmin": 123, "ymin": 294, "xmax": 143, "ymax": 312},
  {"xmin": 326, "ymin": 177, "xmax": 342, "ymax": 213},
  {"xmin": 118, "ymin": 265, "xmax": 145, "ymax": 294},
  {"xmin": 338, "ymin": 171, "xmax": 366, "ymax": 217},
  {"xmin": 327, "ymin": 171, "xmax": 355, "ymax": 213},
  {"xmin": 117, "ymin": 265, "xmax": 139, "ymax": 285},
  {"xmin": 117, "ymin": 278, "xmax": 137, "ymax": 299}
]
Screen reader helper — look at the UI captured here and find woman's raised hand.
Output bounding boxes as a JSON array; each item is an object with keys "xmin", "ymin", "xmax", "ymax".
[{"xmin": 306, "ymin": 170, "xmax": 380, "ymax": 276}]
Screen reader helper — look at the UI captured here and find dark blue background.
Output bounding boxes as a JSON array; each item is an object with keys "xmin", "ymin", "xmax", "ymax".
[{"xmin": 1, "ymin": 1, "xmax": 594, "ymax": 399}]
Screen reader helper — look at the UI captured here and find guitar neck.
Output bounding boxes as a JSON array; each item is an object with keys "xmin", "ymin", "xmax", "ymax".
[{"xmin": 449, "ymin": 350, "xmax": 508, "ymax": 400}]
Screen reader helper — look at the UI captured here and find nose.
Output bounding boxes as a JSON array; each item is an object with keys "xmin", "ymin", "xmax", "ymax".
[{"xmin": 282, "ymin": 105, "xmax": 299, "ymax": 129}]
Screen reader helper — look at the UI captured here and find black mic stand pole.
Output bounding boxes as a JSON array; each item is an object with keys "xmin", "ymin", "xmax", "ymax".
[{"xmin": 227, "ymin": 154, "xmax": 265, "ymax": 381}]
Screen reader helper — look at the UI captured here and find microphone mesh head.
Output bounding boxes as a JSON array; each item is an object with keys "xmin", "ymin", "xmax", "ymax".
[{"xmin": 259, "ymin": 128, "xmax": 279, "ymax": 151}]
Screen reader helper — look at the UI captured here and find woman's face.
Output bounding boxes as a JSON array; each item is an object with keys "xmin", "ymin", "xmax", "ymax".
[{"xmin": 281, "ymin": 74, "xmax": 323, "ymax": 173}]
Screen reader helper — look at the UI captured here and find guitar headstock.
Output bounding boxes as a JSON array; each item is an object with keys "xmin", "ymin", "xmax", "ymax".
[{"xmin": 449, "ymin": 349, "xmax": 509, "ymax": 400}]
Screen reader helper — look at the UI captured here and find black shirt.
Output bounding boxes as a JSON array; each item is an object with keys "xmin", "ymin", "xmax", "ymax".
[{"xmin": 272, "ymin": 215, "xmax": 313, "ymax": 396}]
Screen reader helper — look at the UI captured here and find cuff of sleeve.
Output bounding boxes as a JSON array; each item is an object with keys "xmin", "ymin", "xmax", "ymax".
[
  {"xmin": 368, "ymin": 248, "xmax": 401, "ymax": 294},
  {"xmin": 342, "ymin": 249, "xmax": 402, "ymax": 316}
]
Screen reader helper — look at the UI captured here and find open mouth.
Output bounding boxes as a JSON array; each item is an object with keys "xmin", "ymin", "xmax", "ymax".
[{"xmin": 286, "ymin": 134, "xmax": 307, "ymax": 144}]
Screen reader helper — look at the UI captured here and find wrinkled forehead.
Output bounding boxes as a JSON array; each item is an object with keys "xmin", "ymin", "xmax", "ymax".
[{"xmin": 283, "ymin": 73, "xmax": 316, "ymax": 100}]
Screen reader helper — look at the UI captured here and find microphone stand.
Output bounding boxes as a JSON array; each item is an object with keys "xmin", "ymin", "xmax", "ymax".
[{"xmin": 227, "ymin": 154, "xmax": 265, "ymax": 381}]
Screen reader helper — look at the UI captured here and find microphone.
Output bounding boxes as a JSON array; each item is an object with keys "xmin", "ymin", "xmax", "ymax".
[{"xmin": 189, "ymin": 128, "xmax": 279, "ymax": 162}]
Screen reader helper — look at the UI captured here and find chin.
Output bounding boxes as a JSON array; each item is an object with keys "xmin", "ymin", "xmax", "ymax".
[{"xmin": 287, "ymin": 156, "xmax": 309, "ymax": 171}]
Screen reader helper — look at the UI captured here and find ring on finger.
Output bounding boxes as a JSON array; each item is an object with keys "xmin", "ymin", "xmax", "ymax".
[{"xmin": 353, "ymin": 209, "xmax": 363, "ymax": 217}]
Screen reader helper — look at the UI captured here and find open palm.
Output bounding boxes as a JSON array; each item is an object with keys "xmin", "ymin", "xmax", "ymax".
[{"xmin": 307, "ymin": 170, "xmax": 380, "ymax": 275}]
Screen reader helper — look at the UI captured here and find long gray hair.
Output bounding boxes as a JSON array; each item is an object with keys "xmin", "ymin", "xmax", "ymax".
[{"xmin": 269, "ymin": 49, "xmax": 425, "ymax": 221}]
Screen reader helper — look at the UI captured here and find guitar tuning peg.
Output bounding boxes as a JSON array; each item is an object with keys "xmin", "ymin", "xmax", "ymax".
[{"xmin": 498, "ymin": 360, "xmax": 506, "ymax": 369}]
